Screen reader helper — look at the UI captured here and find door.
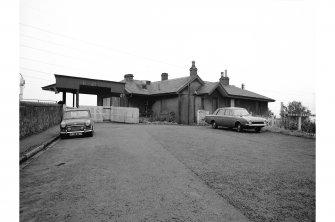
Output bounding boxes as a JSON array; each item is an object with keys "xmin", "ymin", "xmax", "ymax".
[
  {"xmin": 216, "ymin": 109, "xmax": 226, "ymax": 126},
  {"xmin": 102, "ymin": 107, "xmax": 111, "ymax": 122},
  {"xmin": 212, "ymin": 97, "xmax": 218, "ymax": 113},
  {"xmin": 225, "ymin": 109, "xmax": 235, "ymax": 127}
]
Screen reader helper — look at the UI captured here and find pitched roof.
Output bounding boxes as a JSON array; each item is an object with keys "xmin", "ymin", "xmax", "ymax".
[
  {"xmin": 196, "ymin": 81, "xmax": 219, "ymax": 95},
  {"xmin": 124, "ymin": 75, "xmax": 275, "ymax": 102},
  {"xmin": 150, "ymin": 76, "xmax": 193, "ymax": 95},
  {"xmin": 222, "ymin": 84, "xmax": 275, "ymax": 102},
  {"xmin": 197, "ymin": 81, "xmax": 275, "ymax": 102},
  {"xmin": 123, "ymin": 76, "xmax": 196, "ymax": 95}
]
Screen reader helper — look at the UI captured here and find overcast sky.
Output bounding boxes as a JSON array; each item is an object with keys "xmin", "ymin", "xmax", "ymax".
[{"xmin": 20, "ymin": 0, "xmax": 316, "ymax": 115}]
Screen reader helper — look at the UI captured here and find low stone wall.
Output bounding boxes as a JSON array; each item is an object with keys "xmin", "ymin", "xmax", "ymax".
[{"xmin": 20, "ymin": 101, "xmax": 63, "ymax": 139}]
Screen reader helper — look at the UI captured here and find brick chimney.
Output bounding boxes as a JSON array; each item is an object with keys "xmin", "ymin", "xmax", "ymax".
[
  {"xmin": 189, "ymin": 61, "xmax": 198, "ymax": 76},
  {"xmin": 161, "ymin": 73, "xmax": 168, "ymax": 81},
  {"xmin": 124, "ymin": 74, "xmax": 134, "ymax": 81},
  {"xmin": 220, "ymin": 70, "xmax": 229, "ymax": 86}
]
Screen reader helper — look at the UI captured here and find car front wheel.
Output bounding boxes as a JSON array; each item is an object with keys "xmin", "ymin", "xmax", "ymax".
[
  {"xmin": 236, "ymin": 123, "xmax": 242, "ymax": 132},
  {"xmin": 87, "ymin": 130, "xmax": 94, "ymax": 137},
  {"xmin": 212, "ymin": 121, "xmax": 218, "ymax": 129}
]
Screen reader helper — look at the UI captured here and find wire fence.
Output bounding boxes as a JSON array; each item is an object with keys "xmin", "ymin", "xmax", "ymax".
[
  {"xmin": 266, "ymin": 116, "xmax": 316, "ymax": 137},
  {"xmin": 20, "ymin": 99, "xmax": 58, "ymax": 104}
]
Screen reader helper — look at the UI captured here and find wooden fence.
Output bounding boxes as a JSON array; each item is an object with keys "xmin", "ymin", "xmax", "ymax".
[{"xmin": 79, "ymin": 106, "xmax": 139, "ymax": 124}]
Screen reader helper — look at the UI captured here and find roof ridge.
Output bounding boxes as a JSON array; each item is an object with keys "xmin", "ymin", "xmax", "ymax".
[{"xmin": 150, "ymin": 76, "xmax": 190, "ymax": 84}]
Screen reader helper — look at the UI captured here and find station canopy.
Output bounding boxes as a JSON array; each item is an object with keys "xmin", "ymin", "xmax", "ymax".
[{"xmin": 42, "ymin": 74, "xmax": 125, "ymax": 97}]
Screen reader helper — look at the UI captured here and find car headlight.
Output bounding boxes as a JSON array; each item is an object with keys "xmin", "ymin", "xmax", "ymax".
[
  {"xmin": 248, "ymin": 121, "xmax": 252, "ymax": 125},
  {"xmin": 85, "ymin": 120, "xmax": 91, "ymax": 126},
  {"xmin": 61, "ymin": 121, "xmax": 66, "ymax": 128}
]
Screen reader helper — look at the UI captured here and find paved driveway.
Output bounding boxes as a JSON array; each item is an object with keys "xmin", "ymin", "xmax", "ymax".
[{"xmin": 20, "ymin": 123, "xmax": 315, "ymax": 222}]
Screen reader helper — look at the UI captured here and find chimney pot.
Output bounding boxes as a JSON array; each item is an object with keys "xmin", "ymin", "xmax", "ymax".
[
  {"xmin": 190, "ymin": 61, "xmax": 198, "ymax": 76},
  {"xmin": 124, "ymin": 74, "xmax": 134, "ymax": 81},
  {"xmin": 161, "ymin": 73, "xmax": 168, "ymax": 81},
  {"xmin": 219, "ymin": 70, "xmax": 230, "ymax": 86},
  {"xmin": 241, "ymin": 83, "xmax": 245, "ymax": 89}
]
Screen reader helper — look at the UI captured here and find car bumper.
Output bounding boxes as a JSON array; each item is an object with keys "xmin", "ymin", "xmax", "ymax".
[
  {"xmin": 242, "ymin": 123, "xmax": 267, "ymax": 129},
  {"xmin": 60, "ymin": 129, "xmax": 93, "ymax": 135}
]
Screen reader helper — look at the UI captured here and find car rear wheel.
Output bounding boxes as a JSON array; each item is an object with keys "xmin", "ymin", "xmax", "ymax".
[
  {"xmin": 212, "ymin": 121, "xmax": 218, "ymax": 129},
  {"xmin": 236, "ymin": 123, "xmax": 242, "ymax": 132}
]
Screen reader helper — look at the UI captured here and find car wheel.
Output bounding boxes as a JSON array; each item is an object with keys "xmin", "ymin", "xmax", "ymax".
[
  {"xmin": 88, "ymin": 128, "xmax": 94, "ymax": 137},
  {"xmin": 60, "ymin": 134, "xmax": 66, "ymax": 139},
  {"xmin": 255, "ymin": 127, "xmax": 261, "ymax": 133},
  {"xmin": 212, "ymin": 121, "xmax": 218, "ymax": 129},
  {"xmin": 236, "ymin": 123, "xmax": 242, "ymax": 132}
]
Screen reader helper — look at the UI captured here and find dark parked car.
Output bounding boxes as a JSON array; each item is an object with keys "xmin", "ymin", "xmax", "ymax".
[
  {"xmin": 205, "ymin": 107, "xmax": 267, "ymax": 132},
  {"xmin": 60, "ymin": 108, "xmax": 94, "ymax": 138}
]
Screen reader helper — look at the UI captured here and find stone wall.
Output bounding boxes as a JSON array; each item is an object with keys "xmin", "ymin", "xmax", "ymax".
[{"xmin": 20, "ymin": 101, "xmax": 63, "ymax": 139}]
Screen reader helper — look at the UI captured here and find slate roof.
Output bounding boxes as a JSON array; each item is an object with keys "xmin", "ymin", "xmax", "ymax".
[
  {"xmin": 196, "ymin": 81, "xmax": 219, "ymax": 95},
  {"xmin": 222, "ymin": 84, "xmax": 275, "ymax": 102},
  {"xmin": 197, "ymin": 81, "xmax": 275, "ymax": 102},
  {"xmin": 124, "ymin": 76, "xmax": 274, "ymax": 102},
  {"xmin": 122, "ymin": 76, "xmax": 193, "ymax": 95}
]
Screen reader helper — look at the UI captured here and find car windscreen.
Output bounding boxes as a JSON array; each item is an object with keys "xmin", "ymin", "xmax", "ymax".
[
  {"xmin": 233, "ymin": 109, "xmax": 250, "ymax": 116},
  {"xmin": 64, "ymin": 110, "xmax": 90, "ymax": 119}
]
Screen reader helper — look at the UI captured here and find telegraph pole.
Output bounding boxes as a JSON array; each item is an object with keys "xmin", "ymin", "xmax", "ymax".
[{"xmin": 19, "ymin": 73, "xmax": 25, "ymax": 100}]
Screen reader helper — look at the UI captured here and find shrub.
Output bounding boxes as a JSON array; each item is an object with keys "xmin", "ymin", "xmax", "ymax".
[
  {"xmin": 169, "ymin": 112, "xmax": 176, "ymax": 122},
  {"xmin": 301, "ymin": 120, "xmax": 316, "ymax": 134}
]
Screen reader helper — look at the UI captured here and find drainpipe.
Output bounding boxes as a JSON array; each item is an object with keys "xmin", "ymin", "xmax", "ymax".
[
  {"xmin": 76, "ymin": 90, "xmax": 79, "ymax": 108},
  {"xmin": 188, "ymin": 83, "xmax": 190, "ymax": 125},
  {"xmin": 178, "ymin": 93, "xmax": 181, "ymax": 124}
]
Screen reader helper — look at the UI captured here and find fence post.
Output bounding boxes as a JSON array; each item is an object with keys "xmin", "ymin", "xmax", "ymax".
[
  {"xmin": 271, "ymin": 115, "xmax": 274, "ymax": 127},
  {"xmin": 298, "ymin": 116, "xmax": 302, "ymax": 131}
]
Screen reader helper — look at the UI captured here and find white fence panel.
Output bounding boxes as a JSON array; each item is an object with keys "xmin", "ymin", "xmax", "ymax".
[
  {"xmin": 80, "ymin": 106, "xmax": 139, "ymax": 124},
  {"xmin": 197, "ymin": 110, "xmax": 209, "ymax": 125},
  {"xmin": 110, "ymin": 107, "xmax": 139, "ymax": 124},
  {"xmin": 80, "ymin": 106, "xmax": 103, "ymax": 122}
]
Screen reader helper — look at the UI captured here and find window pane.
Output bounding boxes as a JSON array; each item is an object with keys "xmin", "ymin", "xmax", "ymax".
[
  {"xmin": 64, "ymin": 110, "xmax": 90, "ymax": 119},
  {"xmin": 218, "ymin": 110, "xmax": 225, "ymax": 116}
]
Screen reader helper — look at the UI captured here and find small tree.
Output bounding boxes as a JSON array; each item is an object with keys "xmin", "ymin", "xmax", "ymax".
[
  {"xmin": 280, "ymin": 101, "xmax": 312, "ymax": 131},
  {"xmin": 265, "ymin": 109, "xmax": 274, "ymax": 117}
]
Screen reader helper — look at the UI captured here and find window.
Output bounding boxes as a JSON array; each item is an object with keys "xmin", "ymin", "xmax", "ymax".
[
  {"xmin": 225, "ymin": 109, "xmax": 233, "ymax": 116},
  {"xmin": 64, "ymin": 110, "xmax": 90, "ymax": 119},
  {"xmin": 232, "ymin": 109, "xmax": 250, "ymax": 116},
  {"xmin": 212, "ymin": 97, "xmax": 218, "ymax": 111},
  {"xmin": 161, "ymin": 98, "xmax": 167, "ymax": 113},
  {"xmin": 201, "ymin": 97, "xmax": 205, "ymax": 109},
  {"xmin": 217, "ymin": 109, "xmax": 225, "ymax": 116}
]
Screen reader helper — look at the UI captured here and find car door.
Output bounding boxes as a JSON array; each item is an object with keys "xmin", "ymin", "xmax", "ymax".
[
  {"xmin": 224, "ymin": 109, "xmax": 235, "ymax": 127},
  {"xmin": 216, "ymin": 109, "xmax": 226, "ymax": 126}
]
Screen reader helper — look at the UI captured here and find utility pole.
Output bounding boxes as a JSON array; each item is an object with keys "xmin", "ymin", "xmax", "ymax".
[{"xmin": 19, "ymin": 73, "xmax": 25, "ymax": 100}]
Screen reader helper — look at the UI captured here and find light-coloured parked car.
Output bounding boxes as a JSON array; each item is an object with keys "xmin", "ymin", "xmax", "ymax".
[
  {"xmin": 205, "ymin": 107, "xmax": 267, "ymax": 132},
  {"xmin": 60, "ymin": 108, "xmax": 94, "ymax": 138}
]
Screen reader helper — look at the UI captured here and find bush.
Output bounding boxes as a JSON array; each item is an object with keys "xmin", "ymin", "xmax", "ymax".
[
  {"xmin": 301, "ymin": 120, "xmax": 316, "ymax": 134},
  {"xmin": 169, "ymin": 112, "xmax": 176, "ymax": 122},
  {"xmin": 281, "ymin": 118, "xmax": 298, "ymax": 130}
]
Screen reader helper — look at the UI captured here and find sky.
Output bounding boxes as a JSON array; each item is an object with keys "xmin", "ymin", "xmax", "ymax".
[{"xmin": 19, "ymin": 0, "xmax": 316, "ymax": 115}]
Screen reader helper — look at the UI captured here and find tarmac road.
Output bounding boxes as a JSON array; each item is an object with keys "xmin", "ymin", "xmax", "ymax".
[{"xmin": 20, "ymin": 123, "xmax": 249, "ymax": 222}]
